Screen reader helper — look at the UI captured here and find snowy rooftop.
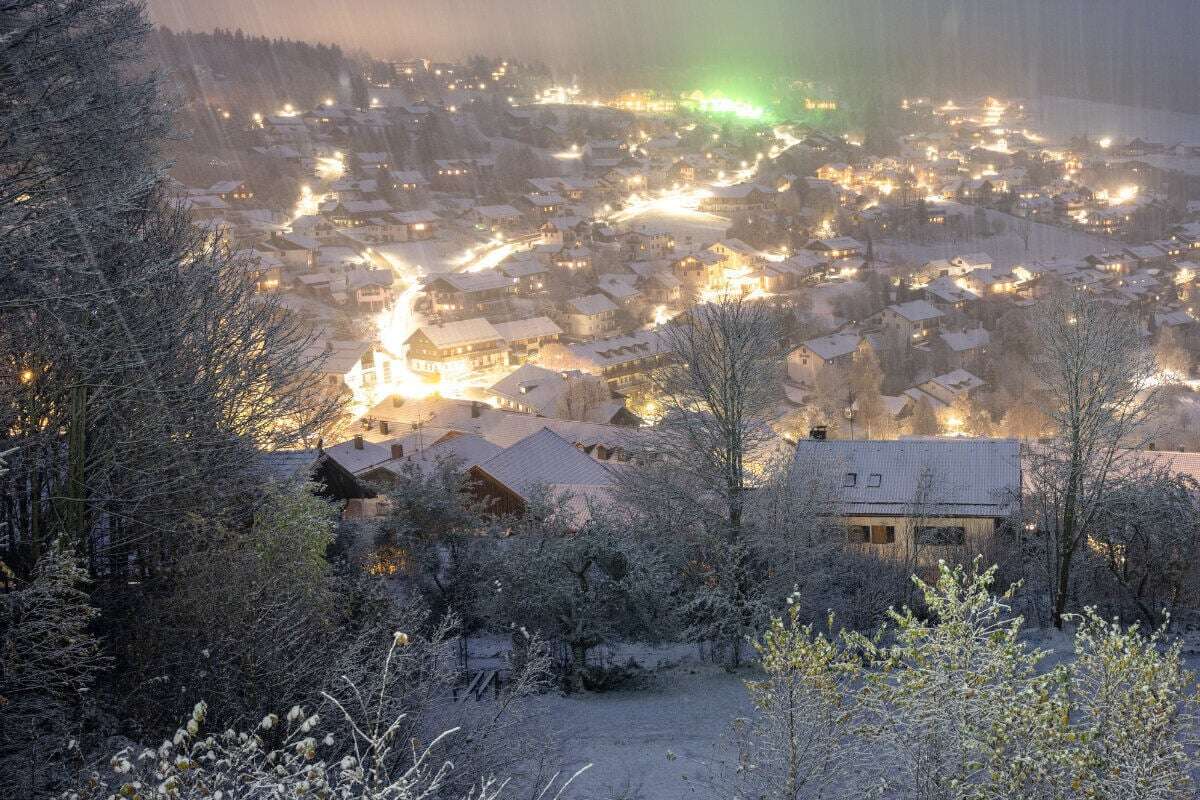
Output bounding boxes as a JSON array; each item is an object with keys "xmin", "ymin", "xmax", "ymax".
[{"xmin": 792, "ymin": 438, "xmax": 1022, "ymax": 517}]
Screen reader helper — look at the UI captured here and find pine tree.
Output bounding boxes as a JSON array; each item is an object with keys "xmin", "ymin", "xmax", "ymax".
[{"xmin": 0, "ymin": 539, "xmax": 109, "ymax": 797}]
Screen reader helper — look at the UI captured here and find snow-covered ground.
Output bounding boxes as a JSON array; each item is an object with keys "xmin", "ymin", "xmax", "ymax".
[
  {"xmin": 494, "ymin": 630, "xmax": 1200, "ymax": 800},
  {"xmin": 877, "ymin": 204, "xmax": 1112, "ymax": 270},
  {"xmin": 1030, "ymin": 95, "xmax": 1200, "ymax": 145},
  {"xmin": 528, "ymin": 651, "xmax": 750, "ymax": 800}
]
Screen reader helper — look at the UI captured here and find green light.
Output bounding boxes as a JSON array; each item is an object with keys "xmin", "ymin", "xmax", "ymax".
[{"xmin": 685, "ymin": 90, "xmax": 767, "ymax": 121}]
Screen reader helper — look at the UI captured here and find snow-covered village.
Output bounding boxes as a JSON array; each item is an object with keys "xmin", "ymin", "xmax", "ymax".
[{"xmin": 7, "ymin": 1, "xmax": 1200, "ymax": 798}]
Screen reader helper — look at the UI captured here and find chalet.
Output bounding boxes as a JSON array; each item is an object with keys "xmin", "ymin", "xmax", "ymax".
[
  {"xmin": 787, "ymin": 332, "xmax": 861, "ymax": 385},
  {"xmin": 698, "ymin": 184, "xmax": 775, "ymax": 213},
  {"xmin": 1086, "ymin": 253, "xmax": 1129, "ymax": 274},
  {"xmin": 390, "ymin": 209, "xmax": 439, "ymax": 240},
  {"xmin": 431, "ymin": 158, "xmax": 478, "ymax": 190},
  {"xmin": 423, "ymin": 271, "xmax": 515, "ymax": 316},
  {"xmin": 960, "ymin": 267, "xmax": 1020, "ymax": 295},
  {"xmin": 492, "ymin": 316, "xmax": 563, "ymax": 363},
  {"xmin": 487, "ymin": 363, "xmax": 612, "ymax": 419},
  {"xmin": 473, "ymin": 204, "xmax": 524, "ymax": 233},
  {"xmin": 357, "ymin": 434, "xmax": 502, "ymax": 490},
  {"xmin": 468, "ymin": 428, "xmax": 615, "ymax": 518},
  {"xmin": 208, "ymin": 180, "xmax": 254, "ymax": 204},
  {"xmin": 949, "ymin": 253, "xmax": 992, "ymax": 274},
  {"xmin": 624, "ymin": 228, "xmax": 675, "ymax": 260},
  {"xmin": 498, "ymin": 258, "xmax": 549, "ymax": 294},
  {"xmin": 807, "ymin": 236, "xmax": 865, "ymax": 260},
  {"xmin": 551, "ymin": 246, "xmax": 594, "ymax": 272},
  {"xmin": 923, "ymin": 276, "xmax": 980, "ymax": 311},
  {"xmin": 540, "ymin": 216, "xmax": 588, "ymax": 246},
  {"xmin": 911, "ymin": 369, "xmax": 985, "ymax": 408},
  {"xmin": 937, "ymin": 329, "xmax": 990, "ymax": 370},
  {"xmin": 539, "ymin": 330, "xmax": 671, "ymax": 394},
  {"xmin": 672, "ymin": 251, "xmax": 724, "ymax": 287},
  {"xmin": 792, "ymin": 438, "xmax": 1021, "ymax": 552},
  {"xmin": 388, "ymin": 170, "xmax": 429, "ymax": 192},
  {"xmin": 327, "ymin": 199, "xmax": 393, "ymax": 228},
  {"xmin": 563, "ymin": 294, "xmax": 621, "ymax": 339},
  {"xmin": 523, "ymin": 192, "xmax": 566, "ymax": 218},
  {"xmin": 405, "ymin": 318, "xmax": 506, "ymax": 377},
  {"xmin": 880, "ymin": 300, "xmax": 944, "ymax": 342}
]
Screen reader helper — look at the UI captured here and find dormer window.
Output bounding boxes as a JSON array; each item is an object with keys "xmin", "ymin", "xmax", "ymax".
[
  {"xmin": 867, "ymin": 473, "xmax": 882, "ymax": 488},
  {"xmin": 843, "ymin": 472, "xmax": 857, "ymax": 487}
]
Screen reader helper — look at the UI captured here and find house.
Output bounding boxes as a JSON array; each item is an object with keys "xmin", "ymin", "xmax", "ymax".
[
  {"xmin": 405, "ymin": 318, "xmax": 507, "ymax": 377},
  {"xmin": 937, "ymin": 329, "xmax": 991, "ymax": 370},
  {"xmin": 327, "ymin": 199, "xmax": 393, "ymax": 228},
  {"xmin": 308, "ymin": 339, "xmax": 401, "ymax": 408},
  {"xmin": 880, "ymin": 300, "xmax": 945, "ymax": 342},
  {"xmin": 596, "ymin": 273, "xmax": 644, "ymax": 309},
  {"xmin": 551, "ymin": 246, "xmax": 594, "ymax": 272},
  {"xmin": 208, "ymin": 180, "xmax": 254, "ymax": 204},
  {"xmin": 949, "ymin": 253, "xmax": 992, "ymax": 274},
  {"xmin": 563, "ymin": 294, "xmax": 621, "ymax": 339},
  {"xmin": 492, "ymin": 316, "xmax": 563, "ymax": 363},
  {"xmin": 473, "ymin": 204, "xmax": 524, "ymax": 232},
  {"xmin": 486, "ymin": 363, "xmax": 614, "ymax": 421},
  {"xmin": 431, "ymin": 158, "xmax": 478, "ymax": 190},
  {"xmin": 807, "ymin": 236, "xmax": 865, "ymax": 260},
  {"xmin": 787, "ymin": 332, "xmax": 861, "ymax": 385},
  {"xmin": 357, "ymin": 433, "xmax": 502, "ymax": 491},
  {"xmin": 424, "ymin": 271, "xmax": 515, "ymax": 316},
  {"xmin": 523, "ymin": 192, "xmax": 566, "ymax": 218},
  {"xmin": 624, "ymin": 228, "xmax": 676, "ymax": 260},
  {"xmin": 391, "ymin": 210, "xmax": 439, "ymax": 240},
  {"xmin": 923, "ymin": 276, "xmax": 980, "ymax": 311},
  {"xmin": 388, "ymin": 170, "xmax": 429, "ymax": 192},
  {"xmin": 912, "ymin": 369, "xmax": 985, "ymax": 408},
  {"xmin": 791, "ymin": 438, "xmax": 1021, "ymax": 552},
  {"xmin": 671, "ymin": 251, "xmax": 724, "ymax": 287},
  {"xmin": 498, "ymin": 257, "xmax": 549, "ymax": 294},
  {"xmin": 539, "ymin": 330, "xmax": 671, "ymax": 394},
  {"xmin": 698, "ymin": 184, "xmax": 775, "ymax": 213},
  {"xmin": 468, "ymin": 428, "xmax": 615, "ymax": 518}
]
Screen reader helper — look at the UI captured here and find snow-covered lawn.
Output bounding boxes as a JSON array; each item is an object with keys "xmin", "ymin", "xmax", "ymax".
[
  {"xmin": 530, "ymin": 654, "xmax": 750, "ymax": 800},
  {"xmin": 877, "ymin": 204, "xmax": 1111, "ymax": 270}
]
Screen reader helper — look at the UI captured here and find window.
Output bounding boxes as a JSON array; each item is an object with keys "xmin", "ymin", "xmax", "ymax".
[
  {"xmin": 916, "ymin": 526, "xmax": 966, "ymax": 546},
  {"xmin": 867, "ymin": 473, "xmax": 882, "ymax": 488},
  {"xmin": 869, "ymin": 525, "xmax": 896, "ymax": 544},
  {"xmin": 843, "ymin": 472, "xmax": 857, "ymax": 487},
  {"xmin": 848, "ymin": 525, "xmax": 869, "ymax": 544}
]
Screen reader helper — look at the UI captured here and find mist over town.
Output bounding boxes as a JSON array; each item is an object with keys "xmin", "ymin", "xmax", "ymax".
[{"xmin": 5, "ymin": 2, "xmax": 1200, "ymax": 798}]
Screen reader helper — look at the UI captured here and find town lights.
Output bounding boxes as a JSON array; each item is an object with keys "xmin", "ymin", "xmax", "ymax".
[{"xmin": 1098, "ymin": 136, "xmax": 1113, "ymax": 149}]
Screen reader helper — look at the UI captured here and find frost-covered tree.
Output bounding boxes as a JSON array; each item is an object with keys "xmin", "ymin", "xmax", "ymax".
[
  {"xmin": 623, "ymin": 295, "xmax": 783, "ymax": 666},
  {"xmin": 0, "ymin": 538, "xmax": 110, "ymax": 798},
  {"xmin": 488, "ymin": 490, "xmax": 676, "ymax": 690},
  {"xmin": 66, "ymin": 633, "xmax": 587, "ymax": 800},
  {"xmin": 733, "ymin": 561, "xmax": 1200, "ymax": 799},
  {"xmin": 1026, "ymin": 290, "xmax": 1160, "ymax": 628},
  {"xmin": 730, "ymin": 602, "xmax": 867, "ymax": 800}
]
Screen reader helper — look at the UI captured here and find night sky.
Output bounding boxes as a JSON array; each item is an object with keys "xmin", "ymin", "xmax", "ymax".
[{"xmin": 147, "ymin": 0, "xmax": 1200, "ymax": 113}]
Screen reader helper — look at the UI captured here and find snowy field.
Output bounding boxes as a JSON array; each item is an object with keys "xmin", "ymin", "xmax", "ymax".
[
  {"xmin": 1029, "ymin": 95, "xmax": 1200, "ymax": 144},
  {"xmin": 507, "ymin": 632, "xmax": 1200, "ymax": 800},
  {"xmin": 877, "ymin": 204, "xmax": 1112, "ymax": 270}
]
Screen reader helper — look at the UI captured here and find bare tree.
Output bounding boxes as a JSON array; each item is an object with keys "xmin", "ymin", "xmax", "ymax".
[
  {"xmin": 621, "ymin": 294, "xmax": 783, "ymax": 666},
  {"xmin": 1025, "ymin": 290, "xmax": 1160, "ymax": 628}
]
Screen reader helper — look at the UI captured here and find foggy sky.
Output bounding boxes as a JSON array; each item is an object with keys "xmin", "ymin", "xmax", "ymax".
[{"xmin": 147, "ymin": 0, "xmax": 1200, "ymax": 113}]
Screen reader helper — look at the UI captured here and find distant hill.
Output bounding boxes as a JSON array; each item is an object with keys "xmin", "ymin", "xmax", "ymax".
[{"xmin": 147, "ymin": 27, "xmax": 372, "ymax": 116}]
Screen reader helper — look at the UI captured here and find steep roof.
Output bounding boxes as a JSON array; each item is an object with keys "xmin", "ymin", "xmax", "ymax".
[
  {"xmin": 409, "ymin": 318, "xmax": 501, "ymax": 348},
  {"xmin": 800, "ymin": 331, "xmax": 861, "ymax": 362},
  {"xmin": 792, "ymin": 438, "xmax": 1021, "ymax": 517},
  {"xmin": 568, "ymin": 293, "xmax": 619, "ymax": 316},
  {"xmin": 889, "ymin": 299, "xmax": 944, "ymax": 322},
  {"xmin": 473, "ymin": 428, "xmax": 614, "ymax": 500}
]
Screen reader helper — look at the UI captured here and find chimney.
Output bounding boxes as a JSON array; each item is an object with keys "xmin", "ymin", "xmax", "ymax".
[
  {"xmin": 809, "ymin": 425, "xmax": 828, "ymax": 441},
  {"xmin": 392, "ymin": 395, "xmax": 403, "ymax": 407},
  {"xmin": 353, "ymin": 434, "xmax": 364, "ymax": 450},
  {"xmin": 380, "ymin": 420, "xmax": 390, "ymax": 435},
  {"xmin": 471, "ymin": 400, "xmax": 483, "ymax": 418},
  {"xmin": 391, "ymin": 443, "xmax": 404, "ymax": 459}
]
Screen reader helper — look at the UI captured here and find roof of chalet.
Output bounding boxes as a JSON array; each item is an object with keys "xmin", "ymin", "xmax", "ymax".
[
  {"xmin": 473, "ymin": 428, "xmax": 614, "ymax": 501},
  {"xmin": 409, "ymin": 318, "xmax": 502, "ymax": 348},
  {"xmin": 791, "ymin": 438, "xmax": 1021, "ymax": 517},
  {"xmin": 799, "ymin": 331, "xmax": 861, "ymax": 362}
]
